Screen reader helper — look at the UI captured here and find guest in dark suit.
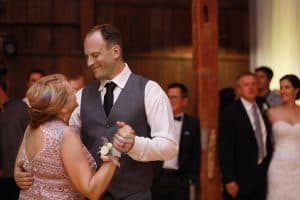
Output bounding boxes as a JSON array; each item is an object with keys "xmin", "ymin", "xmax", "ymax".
[
  {"xmin": 152, "ymin": 83, "xmax": 201, "ymax": 200},
  {"xmin": 0, "ymin": 78, "xmax": 30, "ymax": 199},
  {"xmin": 218, "ymin": 72, "xmax": 272, "ymax": 200}
]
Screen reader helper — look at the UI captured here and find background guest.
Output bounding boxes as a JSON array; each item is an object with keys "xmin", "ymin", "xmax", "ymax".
[
  {"xmin": 218, "ymin": 72, "xmax": 272, "ymax": 200},
  {"xmin": 22, "ymin": 68, "xmax": 45, "ymax": 105},
  {"xmin": 219, "ymin": 87, "xmax": 236, "ymax": 113},
  {"xmin": 68, "ymin": 74, "xmax": 86, "ymax": 91},
  {"xmin": 255, "ymin": 66, "xmax": 282, "ymax": 108},
  {"xmin": 152, "ymin": 82, "xmax": 201, "ymax": 200},
  {"xmin": 0, "ymin": 78, "xmax": 29, "ymax": 199}
]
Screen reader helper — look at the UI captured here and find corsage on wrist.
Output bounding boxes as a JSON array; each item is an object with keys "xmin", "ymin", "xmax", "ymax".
[{"xmin": 98, "ymin": 141, "xmax": 121, "ymax": 167}]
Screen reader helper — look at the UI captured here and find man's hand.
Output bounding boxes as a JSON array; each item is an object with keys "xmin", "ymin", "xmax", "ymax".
[
  {"xmin": 14, "ymin": 160, "xmax": 33, "ymax": 190},
  {"xmin": 113, "ymin": 121, "xmax": 135, "ymax": 153},
  {"xmin": 225, "ymin": 181, "xmax": 239, "ymax": 198}
]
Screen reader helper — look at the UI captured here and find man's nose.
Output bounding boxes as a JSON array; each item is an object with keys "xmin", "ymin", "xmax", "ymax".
[{"xmin": 87, "ymin": 56, "xmax": 94, "ymax": 67}]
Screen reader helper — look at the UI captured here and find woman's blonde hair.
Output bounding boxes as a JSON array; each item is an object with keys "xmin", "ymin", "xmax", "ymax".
[{"xmin": 26, "ymin": 74, "xmax": 71, "ymax": 129}]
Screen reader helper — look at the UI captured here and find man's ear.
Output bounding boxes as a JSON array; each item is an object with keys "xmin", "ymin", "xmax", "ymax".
[{"xmin": 111, "ymin": 45, "xmax": 121, "ymax": 59}]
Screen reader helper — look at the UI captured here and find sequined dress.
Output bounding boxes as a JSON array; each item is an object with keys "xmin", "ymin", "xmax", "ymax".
[
  {"xmin": 19, "ymin": 120, "xmax": 97, "ymax": 200},
  {"xmin": 267, "ymin": 121, "xmax": 300, "ymax": 200}
]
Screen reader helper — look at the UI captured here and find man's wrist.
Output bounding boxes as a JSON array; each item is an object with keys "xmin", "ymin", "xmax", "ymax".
[{"xmin": 112, "ymin": 148, "xmax": 121, "ymax": 157}]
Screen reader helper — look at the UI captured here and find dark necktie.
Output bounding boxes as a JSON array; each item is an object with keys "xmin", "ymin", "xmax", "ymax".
[
  {"xmin": 174, "ymin": 116, "xmax": 182, "ymax": 121},
  {"xmin": 252, "ymin": 104, "xmax": 266, "ymax": 164},
  {"xmin": 104, "ymin": 82, "xmax": 116, "ymax": 116}
]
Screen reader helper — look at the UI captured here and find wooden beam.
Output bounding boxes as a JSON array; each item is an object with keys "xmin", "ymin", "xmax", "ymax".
[{"xmin": 192, "ymin": 0, "xmax": 221, "ymax": 199}]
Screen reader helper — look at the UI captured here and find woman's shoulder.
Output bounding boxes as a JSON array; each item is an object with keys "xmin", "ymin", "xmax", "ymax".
[
  {"xmin": 267, "ymin": 105, "xmax": 284, "ymax": 122},
  {"xmin": 61, "ymin": 126, "xmax": 81, "ymax": 144},
  {"xmin": 41, "ymin": 120, "xmax": 74, "ymax": 140}
]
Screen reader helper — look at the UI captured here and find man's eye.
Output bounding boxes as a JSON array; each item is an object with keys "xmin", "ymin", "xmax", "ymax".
[{"xmin": 91, "ymin": 53, "xmax": 99, "ymax": 58}]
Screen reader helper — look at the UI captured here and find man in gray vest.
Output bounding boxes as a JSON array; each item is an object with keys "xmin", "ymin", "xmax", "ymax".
[{"xmin": 75, "ymin": 23, "xmax": 178, "ymax": 200}]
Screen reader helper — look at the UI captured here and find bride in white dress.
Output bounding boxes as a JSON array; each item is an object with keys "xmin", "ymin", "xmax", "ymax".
[{"xmin": 267, "ymin": 74, "xmax": 300, "ymax": 200}]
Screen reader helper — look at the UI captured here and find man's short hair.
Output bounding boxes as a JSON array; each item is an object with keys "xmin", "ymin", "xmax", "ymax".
[
  {"xmin": 255, "ymin": 66, "xmax": 273, "ymax": 80},
  {"xmin": 167, "ymin": 82, "xmax": 189, "ymax": 98},
  {"xmin": 86, "ymin": 24, "xmax": 123, "ymax": 49},
  {"xmin": 235, "ymin": 72, "xmax": 256, "ymax": 87}
]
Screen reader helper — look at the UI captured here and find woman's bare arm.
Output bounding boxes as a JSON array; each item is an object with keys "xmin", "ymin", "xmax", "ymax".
[{"xmin": 61, "ymin": 127, "xmax": 117, "ymax": 200}]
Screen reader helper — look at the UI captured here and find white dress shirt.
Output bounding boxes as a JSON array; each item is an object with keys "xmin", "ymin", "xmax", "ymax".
[
  {"xmin": 69, "ymin": 64, "xmax": 178, "ymax": 161},
  {"xmin": 162, "ymin": 113, "xmax": 183, "ymax": 170},
  {"xmin": 240, "ymin": 98, "xmax": 267, "ymax": 157}
]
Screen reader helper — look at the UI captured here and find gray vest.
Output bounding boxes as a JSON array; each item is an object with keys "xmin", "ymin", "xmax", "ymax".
[{"xmin": 81, "ymin": 73, "xmax": 152, "ymax": 199}]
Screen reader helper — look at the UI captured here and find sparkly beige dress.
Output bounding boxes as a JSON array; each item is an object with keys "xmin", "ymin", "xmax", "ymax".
[{"xmin": 19, "ymin": 120, "xmax": 96, "ymax": 200}]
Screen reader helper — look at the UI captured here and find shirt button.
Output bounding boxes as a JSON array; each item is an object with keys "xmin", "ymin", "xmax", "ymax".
[{"xmin": 105, "ymin": 124, "xmax": 110, "ymax": 128}]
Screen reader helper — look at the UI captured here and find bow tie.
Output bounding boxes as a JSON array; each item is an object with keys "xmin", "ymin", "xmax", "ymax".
[{"xmin": 174, "ymin": 116, "xmax": 182, "ymax": 121}]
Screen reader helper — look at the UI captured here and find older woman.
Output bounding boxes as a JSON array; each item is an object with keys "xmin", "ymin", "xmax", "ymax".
[{"xmin": 15, "ymin": 74, "xmax": 129, "ymax": 199}]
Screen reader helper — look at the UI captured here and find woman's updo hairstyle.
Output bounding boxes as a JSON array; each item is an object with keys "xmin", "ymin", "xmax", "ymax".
[
  {"xmin": 26, "ymin": 74, "xmax": 70, "ymax": 129},
  {"xmin": 280, "ymin": 74, "xmax": 300, "ymax": 100}
]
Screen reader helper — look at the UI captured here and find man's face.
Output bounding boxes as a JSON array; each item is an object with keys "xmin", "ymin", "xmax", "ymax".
[
  {"xmin": 237, "ymin": 75, "xmax": 258, "ymax": 102},
  {"xmin": 167, "ymin": 87, "xmax": 187, "ymax": 115},
  {"xmin": 84, "ymin": 32, "xmax": 116, "ymax": 80},
  {"xmin": 27, "ymin": 73, "xmax": 43, "ymax": 88},
  {"xmin": 255, "ymin": 71, "xmax": 270, "ymax": 91}
]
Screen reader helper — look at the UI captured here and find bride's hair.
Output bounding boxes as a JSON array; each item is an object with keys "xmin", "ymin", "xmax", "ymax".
[{"xmin": 280, "ymin": 74, "xmax": 300, "ymax": 100}]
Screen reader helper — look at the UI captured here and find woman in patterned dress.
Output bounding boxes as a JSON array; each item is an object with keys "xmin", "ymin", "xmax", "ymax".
[{"xmin": 14, "ymin": 74, "xmax": 125, "ymax": 199}]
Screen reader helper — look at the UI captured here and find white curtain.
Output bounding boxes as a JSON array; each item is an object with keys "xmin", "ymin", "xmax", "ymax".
[{"xmin": 250, "ymin": 0, "xmax": 300, "ymax": 89}]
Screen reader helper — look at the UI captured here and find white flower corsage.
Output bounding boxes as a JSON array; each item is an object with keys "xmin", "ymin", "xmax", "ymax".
[
  {"xmin": 98, "ymin": 138, "xmax": 121, "ymax": 167},
  {"xmin": 100, "ymin": 142, "xmax": 113, "ymax": 156}
]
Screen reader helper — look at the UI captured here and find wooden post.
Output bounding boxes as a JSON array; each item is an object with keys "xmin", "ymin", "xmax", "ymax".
[{"xmin": 192, "ymin": 0, "xmax": 221, "ymax": 199}]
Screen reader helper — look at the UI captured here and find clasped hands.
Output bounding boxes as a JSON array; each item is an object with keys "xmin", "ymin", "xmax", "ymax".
[{"xmin": 113, "ymin": 121, "xmax": 135, "ymax": 153}]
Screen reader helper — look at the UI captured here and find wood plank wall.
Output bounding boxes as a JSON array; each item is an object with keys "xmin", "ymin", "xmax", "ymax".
[
  {"xmin": 0, "ymin": 0, "xmax": 85, "ymax": 98},
  {"xmin": 0, "ymin": 0, "xmax": 248, "ymax": 117}
]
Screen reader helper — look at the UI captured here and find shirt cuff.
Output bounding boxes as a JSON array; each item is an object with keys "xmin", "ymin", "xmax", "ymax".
[{"xmin": 127, "ymin": 136, "xmax": 145, "ymax": 161}]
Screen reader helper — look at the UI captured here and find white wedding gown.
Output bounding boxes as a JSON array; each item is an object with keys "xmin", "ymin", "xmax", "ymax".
[{"xmin": 267, "ymin": 121, "xmax": 300, "ymax": 200}]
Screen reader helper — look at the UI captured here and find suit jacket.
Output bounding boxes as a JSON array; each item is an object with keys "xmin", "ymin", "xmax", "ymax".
[
  {"xmin": 153, "ymin": 114, "xmax": 201, "ymax": 187},
  {"xmin": 178, "ymin": 114, "xmax": 201, "ymax": 186},
  {"xmin": 218, "ymin": 99, "xmax": 272, "ymax": 195}
]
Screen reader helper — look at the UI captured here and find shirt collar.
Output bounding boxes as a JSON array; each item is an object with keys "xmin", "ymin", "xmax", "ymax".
[
  {"xmin": 98, "ymin": 63, "xmax": 132, "ymax": 92},
  {"xmin": 174, "ymin": 113, "xmax": 184, "ymax": 121},
  {"xmin": 240, "ymin": 97, "xmax": 255, "ymax": 112},
  {"xmin": 174, "ymin": 113, "xmax": 184, "ymax": 118}
]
